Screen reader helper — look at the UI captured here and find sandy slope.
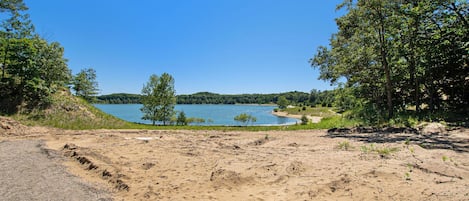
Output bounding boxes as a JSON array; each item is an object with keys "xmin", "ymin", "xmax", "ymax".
[{"xmin": 1, "ymin": 118, "xmax": 469, "ymax": 200}]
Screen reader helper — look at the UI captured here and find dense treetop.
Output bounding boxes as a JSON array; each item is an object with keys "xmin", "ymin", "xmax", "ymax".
[{"xmin": 0, "ymin": 0, "xmax": 71, "ymax": 113}]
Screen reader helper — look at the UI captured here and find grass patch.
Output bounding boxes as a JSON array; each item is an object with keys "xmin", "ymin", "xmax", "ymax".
[
  {"xmin": 376, "ymin": 147, "xmax": 400, "ymax": 158},
  {"xmin": 283, "ymin": 106, "xmax": 336, "ymax": 118},
  {"xmin": 337, "ymin": 140, "xmax": 352, "ymax": 150},
  {"xmin": 360, "ymin": 143, "xmax": 399, "ymax": 158},
  {"xmin": 13, "ymin": 91, "xmax": 131, "ymax": 130},
  {"xmin": 287, "ymin": 116, "xmax": 361, "ymax": 130}
]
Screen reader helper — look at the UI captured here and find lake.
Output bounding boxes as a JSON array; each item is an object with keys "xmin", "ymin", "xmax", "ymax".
[{"xmin": 94, "ymin": 104, "xmax": 298, "ymax": 126}]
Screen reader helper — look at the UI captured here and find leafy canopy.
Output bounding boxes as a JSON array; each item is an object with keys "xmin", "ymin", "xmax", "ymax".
[{"xmin": 140, "ymin": 73, "xmax": 176, "ymax": 126}]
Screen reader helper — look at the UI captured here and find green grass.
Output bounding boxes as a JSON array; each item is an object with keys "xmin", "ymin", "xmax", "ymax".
[
  {"xmin": 360, "ymin": 143, "xmax": 399, "ymax": 158},
  {"xmin": 13, "ymin": 91, "xmax": 131, "ymax": 130},
  {"xmin": 286, "ymin": 116, "xmax": 361, "ymax": 130},
  {"xmin": 283, "ymin": 106, "xmax": 337, "ymax": 118},
  {"xmin": 337, "ymin": 140, "xmax": 352, "ymax": 150}
]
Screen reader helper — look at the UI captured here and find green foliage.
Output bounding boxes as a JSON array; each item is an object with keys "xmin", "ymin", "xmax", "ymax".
[
  {"xmin": 0, "ymin": 0, "xmax": 71, "ymax": 114},
  {"xmin": 360, "ymin": 144, "xmax": 374, "ymax": 154},
  {"xmin": 337, "ymin": 140, "xmax": 352, "ymax": 151},
  {"xmin": 404, "ymin": 172, "xmax": 411, "ymax": 181},
  {"xmin": 187, "ymin": 117, "xmax": 206, "ymax": 125},
  {"xmin": 300, "ymin": 115, "xmax": 309, "ymax": 125},
  {"xmin": 311, "ymin": 0, "xmax": 469, "ymax": 124},
  {"xmin": 177, "ymin": 91, "xmax": 310, "ymax": 105},
  {"xmin": 404, "ymin": 138, "xmax": 411, "ymax": 146},
  {"xmin": 96, "ymin": 91, "xmax": 319, "ymax": 105},
  {"xmin": 234, "ymin": 113, "xmax": 257, "ymax": 126},
  {"xmin": 72, "ymin": 68, "xmax": 98, "ymax": 102},
  {"xmin": 375, "ymin": 147, "xmax": 399, "ymax": 158},
  {"xmin": 13, "ymin": 89, "xmax": 129, "ymax": 129},
  {"xmin": 95, "ymin": 93, "xmax": 141, "ymax": 104},
  {"xmin": 140, "ymin": 73, "xmax": 176, "ymax": 126},
  {"xmin": 0, "ymin": 37, "xmax": 71, "ymax": 114},
  {"xmin": 277, "ymin": 96, "xmax": 289, "ymax": 109},
  {"xmin": 176, "ymin": 111, "xmax": 187, "ymax": 126},
  {"xmin": 283, "ymin": 106, "xmax": 336, "ymax": 118},
  {"xmin": 442, "ymin": 155, "xmax": 449, "ymax": 162},
  {"xmin": 360, "ymin": 143, "xmax": 399, "ymax": 158}
]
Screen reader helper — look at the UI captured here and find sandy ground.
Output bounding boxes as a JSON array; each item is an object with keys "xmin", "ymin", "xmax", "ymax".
[
  {"xmin": 272, "ymin": 111, "xmax": 322, "ymax": 123},
  {"xmin": 1, "ymin": 117, "xmax": 469, "ymax": 201}
]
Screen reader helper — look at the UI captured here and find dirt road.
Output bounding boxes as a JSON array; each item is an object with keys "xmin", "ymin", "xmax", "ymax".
[{"xmin": 0, "ymin": 140, "xmax": 111, "ymax": 201}]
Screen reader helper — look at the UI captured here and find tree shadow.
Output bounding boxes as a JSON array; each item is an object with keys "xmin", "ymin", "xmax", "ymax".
[{"xmin": 325, "ymin": 127, "xmax": 469, "ymax": 153}]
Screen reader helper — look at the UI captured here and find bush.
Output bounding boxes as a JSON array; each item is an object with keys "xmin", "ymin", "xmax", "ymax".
[
  {"xmin": 301, "ymin": 115, "xmax": 309, "ymax": 125},
  {"xmin": 176, "ymin": 111, "xmax": 187, "ymax": 126},
  {"xmin": 234, "ymin": 113, "xmax": 257, "ymax": 126}
]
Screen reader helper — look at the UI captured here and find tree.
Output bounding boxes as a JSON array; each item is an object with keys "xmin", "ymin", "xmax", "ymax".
[
  {"xmin": 301, "ymin": 115, "xmax": 309, "ymax": 125},
  {"xmin": 234, "ymin": 113, "xmax": 257, "ymax": 126},
  {"xmin": 141, "ymin": 73, "xmax": 176, "ymax": 126},
  {"xmin": 176, "ymin": 111, "xmax": 187, "ymax": 126},
  {"xmin": 72, "ymin": 68, "xmax": 98, "ymax": 102},
  {"xmin": 277, "ymin": 96, "xmax": 289, "ymax": 109},
  {"xmin": 311, "ymin": 0, "xmax": 468, "ymax": 123}
]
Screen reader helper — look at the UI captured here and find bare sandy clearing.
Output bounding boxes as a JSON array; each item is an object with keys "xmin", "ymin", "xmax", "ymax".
[{"xmin": 1, "ymin": 117, "xmax": 469, "ymax": 201}]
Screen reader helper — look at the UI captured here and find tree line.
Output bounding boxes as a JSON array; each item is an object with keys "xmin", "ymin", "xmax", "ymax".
[
  {"xmin": 311, "ymin": 0, "xmax": 468, "ymax": 124},
  {"xmin": 95, "ymin": 90, "xmax": 337, "ymax": 106}
]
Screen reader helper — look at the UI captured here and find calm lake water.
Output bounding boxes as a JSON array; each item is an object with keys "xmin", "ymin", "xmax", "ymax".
[{"xmin": 94, "ymin": 104, "xmax": 298, "ymax": 126}]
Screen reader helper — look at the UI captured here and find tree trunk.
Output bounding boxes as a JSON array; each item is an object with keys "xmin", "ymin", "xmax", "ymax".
[{"xmin": 378, "ymin": 17, "xmax": 393, "ymax": 119}]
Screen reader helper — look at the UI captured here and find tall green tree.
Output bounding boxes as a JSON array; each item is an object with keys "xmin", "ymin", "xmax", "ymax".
[
  {"xmin": 0, "ymin": 0, "xmax": 71, "ymax": 113},
  {"xmin": 311, "ymin": 0, "xmax": 468, "ymax": 123},
  {"xmin": 72, "ymin": 68, "xmax": 98, "ymax": 102},
  {"xmin": 141, "ymin": 73, "xmax": 176, "ymax": 126}
]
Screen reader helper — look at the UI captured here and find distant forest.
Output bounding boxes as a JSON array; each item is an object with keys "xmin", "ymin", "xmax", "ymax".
[{"xmin": 95, "ymin": 91, "xmax": 335, "ymax": 106}]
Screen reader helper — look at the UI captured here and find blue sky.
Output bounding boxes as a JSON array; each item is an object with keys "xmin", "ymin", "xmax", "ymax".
[{"xmin": 25, "ymin": 0, "xmax": 343, "ymax": 95}]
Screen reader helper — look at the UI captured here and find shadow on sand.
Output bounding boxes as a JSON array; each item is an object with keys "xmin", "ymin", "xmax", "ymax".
[{"xmin": 325, "ymin": 127, "xmax": 469, "ymax": 153}]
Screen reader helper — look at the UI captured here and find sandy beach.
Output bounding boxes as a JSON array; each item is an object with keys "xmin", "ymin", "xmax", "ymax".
[
  {"xmin": 1, "ymin": 117, "xmax": 468, "ymax": 200},
  {"xmin": 272, "ymin": 111, "xmax": 322, "ymax": 123}
]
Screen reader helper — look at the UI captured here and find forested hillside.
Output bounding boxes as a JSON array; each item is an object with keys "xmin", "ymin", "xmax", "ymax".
[{"xmin": 96, "ymin": 91, "xmax": 336, "ymax": 106}]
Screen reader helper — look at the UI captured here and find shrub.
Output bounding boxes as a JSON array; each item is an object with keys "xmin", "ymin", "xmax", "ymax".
[
  {"xmin": 301, "ymin": 115, "xmax": 309, "ymax": 125},
  {"xmin": 234, "ymin": 113, "xmax": 257, "ymax": 126},
  {"xmin": 337, "ymin": 140, "xmax": 352, "ymax": 150}
]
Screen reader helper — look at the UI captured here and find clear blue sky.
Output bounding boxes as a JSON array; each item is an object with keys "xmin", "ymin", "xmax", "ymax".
[{"xmin": 25, "ymin": 0, "xmax": 343, "ymax": 95}]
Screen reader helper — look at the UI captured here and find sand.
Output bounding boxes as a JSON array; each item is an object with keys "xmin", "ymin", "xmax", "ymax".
[
  {"xmin": 1, "ymin": 117, "xmax": 469, "ymax": 200},
  {"xmin": 272, "ymin": 111, "xmax": 322, "ymax": 123}
]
